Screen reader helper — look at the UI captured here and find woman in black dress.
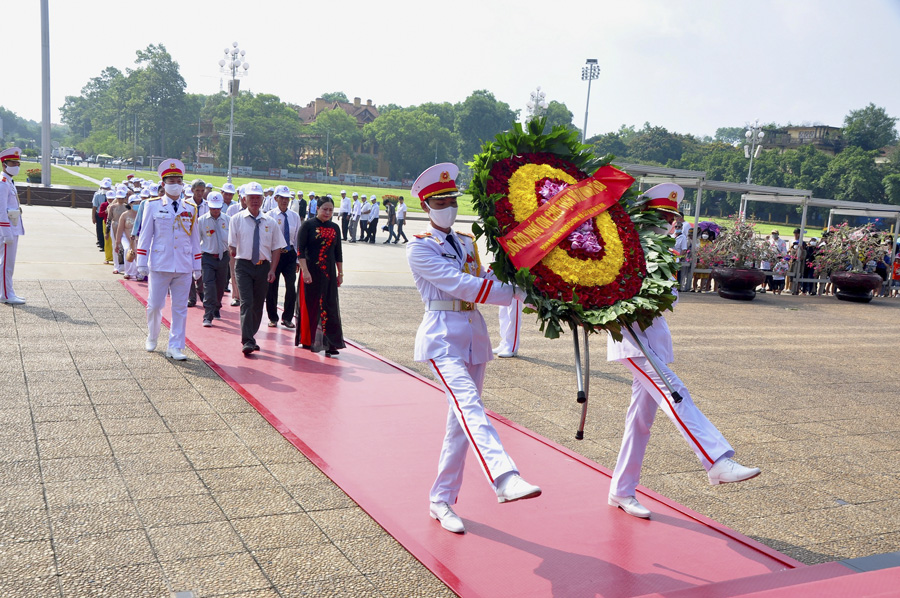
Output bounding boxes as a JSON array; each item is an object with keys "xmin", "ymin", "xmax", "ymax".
[{"xmin": 295, "ymin": 197, "xmax": 346, "ymax": 356}]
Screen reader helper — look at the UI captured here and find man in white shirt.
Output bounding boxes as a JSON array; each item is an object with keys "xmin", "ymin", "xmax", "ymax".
[
  {"xmin": 261, "ymin": 187, "xmax": 277, "ymax": 213},
  {"xmin": 197, "ymin": 192, "xmax": 230, "ymax": 327},
  {"xmin": 290, "ymin": 191, "xmax": 307, "ymax": 221},
  {"xmin": 265, "ymin": 185, "xmax": 301, "ymax": 329},
  {"xmin": 351, "ymin": 194, "xmax": 367, "ymax": 243},
  {"xmin": 338, "ymin": 190, "xmax": 352, "ymax": 241},
  {"xmin": 394, "ymin": 196, "xmax": 409, "ymax": 244},
  {"xmin": 307, "ymin": 192, "xmax": 318, "ymax": 218},
  {"xmin": 365, "ymin": 195, "xmax": 380, "ymax": 243},
  {"xmin": 220, "ymin": 182, "xmax": 237, "ymax": 215},
  {"xmin": 228, "ymin": 182, "xmax": 286, "ymax": 355}
]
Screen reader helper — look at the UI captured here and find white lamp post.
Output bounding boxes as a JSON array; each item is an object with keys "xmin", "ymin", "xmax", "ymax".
[
  {"xmin": 741, "ymin": 120, "xmax": 765, "ymax": 216},
  {"xmin": 525, "ymin": 86, "xmax": 548, "ymax": 123},
  {"xmin": 580, "ymin": 59, "xmax": 600, "ymax": 143},
  {"xmin": 218, "ymin": 42, "xmax": 250, "ymax": 183}
]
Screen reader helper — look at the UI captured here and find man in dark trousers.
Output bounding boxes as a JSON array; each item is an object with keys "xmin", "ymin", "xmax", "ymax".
[
  {"xmin": 228, "ymin": 182, "xmax": 285, "ymax": 355},
  {"xmin": 265, "ymin": 185, "xmax": 301, "ymax": 329},
  {"xmin": 197, "ymin": 192, "xmax": 230, "ymax": 327}
]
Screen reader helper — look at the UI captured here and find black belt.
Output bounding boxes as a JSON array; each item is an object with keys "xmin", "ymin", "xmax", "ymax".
[
  {"xmin": 237, "ymin": 258, "xmax": 269, "ymax": 265},
  {"xmin": 202, "ymin": 252, "xmax": 227, "ymax": 257}
]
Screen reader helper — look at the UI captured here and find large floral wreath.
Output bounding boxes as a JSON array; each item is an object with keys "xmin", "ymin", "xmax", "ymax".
[{"xmin": 469, "ymin": 118, "xmax": 678, "ymax": 340}]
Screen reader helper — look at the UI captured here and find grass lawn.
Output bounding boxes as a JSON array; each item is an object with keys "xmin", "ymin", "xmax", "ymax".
[{"xmin": 57, "ymin": 165, "xmax": 478, "ymax": 216}]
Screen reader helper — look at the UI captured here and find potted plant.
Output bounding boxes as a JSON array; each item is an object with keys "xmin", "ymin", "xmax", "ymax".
[
  {"xmin": 26, "ymin": 167, "xmax": 42, "ymax": 183},
  {"xmin": 812, "ymin": 223, "xmax": 888, "ymax": 303},
  {"xmin": 696, "ymin": 216, "xmax": 778, "ymax": 300}
]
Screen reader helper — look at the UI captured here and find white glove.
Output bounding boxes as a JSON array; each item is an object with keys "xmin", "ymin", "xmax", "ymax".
[
  {"xmin": 193, "ymin": 270, "xmax": 202, "ymax": 281},
  {"xmin": 513, "ymin": 286, "xmax": 527, "ymax": 303},
  {"xmin": 2, "ymin": 237, "xmax": 13, "ymax": 246},
  {"xmin": 137, "ymin": 267, "xmax": 149, "ymax": 278}
]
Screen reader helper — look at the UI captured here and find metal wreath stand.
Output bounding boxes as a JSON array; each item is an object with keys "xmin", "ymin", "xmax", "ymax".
[{"xmin": 570, "ymin": 319, "xmax": 683, "ymax": 440}]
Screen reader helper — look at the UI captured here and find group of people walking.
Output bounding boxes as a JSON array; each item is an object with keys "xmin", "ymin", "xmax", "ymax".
[{"xmin": 98, "ymin": 160, "xmax": 347, "ymax": 360}]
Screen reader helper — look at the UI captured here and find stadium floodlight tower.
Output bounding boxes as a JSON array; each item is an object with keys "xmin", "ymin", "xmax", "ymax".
[{"xmin": 580, "ymin": 59, "xmax": 601, "ymax": 143}]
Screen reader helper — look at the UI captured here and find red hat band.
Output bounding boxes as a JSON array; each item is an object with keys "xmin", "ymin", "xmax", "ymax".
[{"xmin": 419, "ymin": 179, "xmax": 458, "ymax": 201}]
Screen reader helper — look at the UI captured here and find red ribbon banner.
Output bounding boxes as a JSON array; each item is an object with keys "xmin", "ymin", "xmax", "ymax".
[{"xmin": 498, "ymin": 165, "xmax": 635, "ymax": 270}]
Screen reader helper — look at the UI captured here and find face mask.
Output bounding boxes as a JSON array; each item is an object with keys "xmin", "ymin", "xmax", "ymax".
[
  {"xmin": 4, "ymin": 165, "xmax": 19, "ymax": 176},
  {"xmin": 809, "ymin": 241, "xmax": 816, "ymax": 247},
  {"xmin": 164, "ymin": 183, "xmax": 183, "ymax": 197},
  {"xmin": 429, "ymin": 205, "xmax": 458, "ymax": 228},
  {"xmin": 701, "ymin": 234, "xmax": 709, "ymax": 240}
]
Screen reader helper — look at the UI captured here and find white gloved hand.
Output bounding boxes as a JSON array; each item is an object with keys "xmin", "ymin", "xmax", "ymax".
[
  {"xmin": 137, "ymin": 267, "xmax": 149, "ymax": 278},
  {"xmin": 193, "ymin": 270, "xmax": 202, "ymax": 281},
  {"xmin": 513, "ymin": 286, "xmax": 527, "ymax": 303}
]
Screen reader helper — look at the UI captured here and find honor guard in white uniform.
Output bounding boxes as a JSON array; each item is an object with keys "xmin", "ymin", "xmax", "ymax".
[
  {"xmin": 493, "ymin": 299, "xmax": 523, "ymax": 357},
  {"xmin": 607, "ymin": 183, "xmax": 760, "ymax": 519},
  {"xmin": 136, "ymin": 159, "xmax": 201, "ymax": 361},
  {"xmin": 407, "ymin": 163, "xmax": 541, "ymax": 535},
  {"xmin": 0, "ymin": 148, "xmax": 25, "ymax": 304}
]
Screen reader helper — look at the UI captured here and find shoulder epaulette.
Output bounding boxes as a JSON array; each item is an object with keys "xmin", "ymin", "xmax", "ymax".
[
  {"xmin": 148, "ymin": 197, "xmax": 161, "ymax": 202},
  {"xmin": 414, "ymin": 232, "xmax": 433, "ymax": 239},
  {"xmin": 184, "ymin": 199, "xmax": 197, "ymax": 207},
  {"xmin": 455, "ymin": 230, "xmax": 474, "ymax": 239}
]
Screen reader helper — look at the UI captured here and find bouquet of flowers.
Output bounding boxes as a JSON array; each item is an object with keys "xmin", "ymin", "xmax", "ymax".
[{"xmin": 812, "ymin": 223, "xmax": 889, "ymax": 275}]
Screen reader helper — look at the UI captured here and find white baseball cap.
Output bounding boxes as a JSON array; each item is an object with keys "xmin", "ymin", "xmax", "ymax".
[
  {"xmin": 221, "ymin": 182, "xmax": 236, "ymax": 194},
  {"xmin": 206, "ymin": 192, "xmax": 224, "ymax": 209},
  {"xmin": 245, "ymin": 182, "xmax": 264, "ymax": 196},
  {"xmin": 275, "ymin": 185, "xmax": 291, "ymax": 198}
]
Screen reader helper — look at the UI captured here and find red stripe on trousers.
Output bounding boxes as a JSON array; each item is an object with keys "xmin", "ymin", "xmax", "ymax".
[
  {"xmin": 429, "ymin": 359, "xmax": 494, "ymax": 483},
  {"xmin": 512, "ymin": 301, "xmax": 520, "ymax": 349},
  {"xmin": 2, "ymin": 243, "xmax": 6, "ymax": 299},
  {"xmin": 626, "ymin": 357, "xmax": 714, "ymax": 464}
]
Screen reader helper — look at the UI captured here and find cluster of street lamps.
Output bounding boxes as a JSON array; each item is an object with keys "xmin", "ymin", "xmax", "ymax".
[
  {"xmin": 526, "ymin": 86, "xmax": 549, "ymax": 122},
  {"xmin": 218, "ymin": 42, "xmax": 250, "ymax": 183},
  {"xmin": 581, "ymin": 59, "xmax": 601, "ymax": 143}
]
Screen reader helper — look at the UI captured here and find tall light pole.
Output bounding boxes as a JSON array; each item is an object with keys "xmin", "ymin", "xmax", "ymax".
[
  {"xmin": 580, "ymin": 59, "xmax": 600, "ymax": 143},
  {"xmin": 40, "ymin": 0, "xmax": 51, "ymax": 186},
  {"xmin": 218, "ymin": 42, "xmax": 249, "ymax": 183},
  {"xmin": 741, "ymin": 120, "xmax": 765, "ymax": 217}
]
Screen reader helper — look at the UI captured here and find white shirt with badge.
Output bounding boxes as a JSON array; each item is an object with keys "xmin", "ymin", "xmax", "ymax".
[
  {"xmin": 265, "ymin": 208, "xmax": 302, "ymax": 251},
  {"xmin": 228, "ymin": 209, "xmax": 286, "ymax": 261},
  {"xmin": 338, "ymin": 195, "xmax": 351, "ymax": 214},
  {"xmin": 407, "ymin": 226, "xmax": 516, "ymax": 364},
  {"xmin": 198, "ymin": 212, "xmax": 230, "ymax": 257},
  {"xmin": 136, "ymin": 196, "xmax": 201, "ymax": 273}
]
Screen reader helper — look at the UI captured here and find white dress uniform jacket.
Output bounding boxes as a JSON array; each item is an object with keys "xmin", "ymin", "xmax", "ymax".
[
  {"xmin": 136, "ymin": 197, "xmax": 202, "ymax": 273},
  {"xmin": 407, "ymin": 227, "xmax": 515, "ymax": 364},
  {"xmin": 266, "ymin": 208, "xmax": 302, "ymax": 249},
  {"xmin": 0, "ymin": 174, "xmax": 24, "ymax": 239}
]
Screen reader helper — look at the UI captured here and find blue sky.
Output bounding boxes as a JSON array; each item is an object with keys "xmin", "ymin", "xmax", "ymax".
[{"xmin": 8, "ymin": 0, "xmax": 900, "ymax": 139}]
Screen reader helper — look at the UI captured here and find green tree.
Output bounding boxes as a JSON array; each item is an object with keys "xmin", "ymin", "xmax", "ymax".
[
  {"xmin": 308, "ymin": 109, "xmax": 362, "ymax": 176},
  {"xmin": 882, "ymin": 173, "xmax": 900, "ymax": 206},
  {"xmin": 588, "ymin": 132, "xmax": 628, "ymax": 160},
  {"xmin": 843, "ymin": 103, "xmax": 898, "ymax": 151},
  {"xmin": 543, "ymin": 100, "xmax": 575, "ymax": 131},
  {"xmin": 454, "ymin": 90, "xmax": 518, "ymax": 162},
  {"xmin": 626, "ymin": 124, "xmax": 684, "ymax": 165},
  {"xmin": 714, "ymin": 126, "xmax": 745, "ymax": 144},
  {"xmin": 127, "ymin": 44, "xmax": 188, "ymax": 157},
  {"xmin": 364, "ymin": 109, "xmax": 454, "ymax": 179},
  {"xmin": 320, "ymin": 91, "xmax": 349, "ymax": 103},
  {"xmin": 818, "ymin": 146, "xmax": 884, "ymax": 202}
]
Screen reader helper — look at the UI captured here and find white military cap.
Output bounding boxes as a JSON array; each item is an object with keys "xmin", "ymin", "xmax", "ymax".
[
  {"xmin": 157, "ymin": 158, "xmax": 185, "ymax": 179},
  {"xmin": 412, "ymin": 162, "xmax": 461, "ymax": 202},
  {"xmin": 641, "ymin": 183, "xmax": 683, "ymax": 214}
]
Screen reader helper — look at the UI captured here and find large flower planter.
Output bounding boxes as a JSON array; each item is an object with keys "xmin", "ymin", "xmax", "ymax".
[
  {"xmin": 711, "ymin": 267, "xmax": 767, "ymax": 301},
  {"xmin": 830, "ymin": 271, "xmax": 882, "ymax": 303}
]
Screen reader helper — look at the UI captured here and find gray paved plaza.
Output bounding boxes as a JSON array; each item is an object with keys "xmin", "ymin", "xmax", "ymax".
[{"xmin": 2, "ymin": 206, "xmax": 900, "ymax": 597}]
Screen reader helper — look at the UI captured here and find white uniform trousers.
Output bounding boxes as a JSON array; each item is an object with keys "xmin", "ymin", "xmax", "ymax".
[
  {"xmin": 121, "ymin": 235, "xmax": 138, "ymax": 279},
  {"xmin": 0, "ymin": 237, "xmax": 18, "ymax": 300},
  {"xmin": 610, "ymin": 355, "xmax": 734, "ymax": 497},
  {"xmin": 146, "ymin": 271, "xmax": 191, "ymax": 350},
  {"xmin": 428, "ymin": 356, "xmax": 517, "ymax": 504},
  {"xmin": 496, "ymin": 299, "xmax": 522, "ymax": 354}
]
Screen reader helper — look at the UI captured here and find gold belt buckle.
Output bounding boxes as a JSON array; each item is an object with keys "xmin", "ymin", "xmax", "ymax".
[{"xmin": 459, "ymin": 301, "xmax": 475, "ymax": 311}]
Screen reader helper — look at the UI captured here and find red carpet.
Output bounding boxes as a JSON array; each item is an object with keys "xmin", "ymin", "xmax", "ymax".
[{"xmin": 122, "ymin": 280, "xmax": 821, "ymax": 597}]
